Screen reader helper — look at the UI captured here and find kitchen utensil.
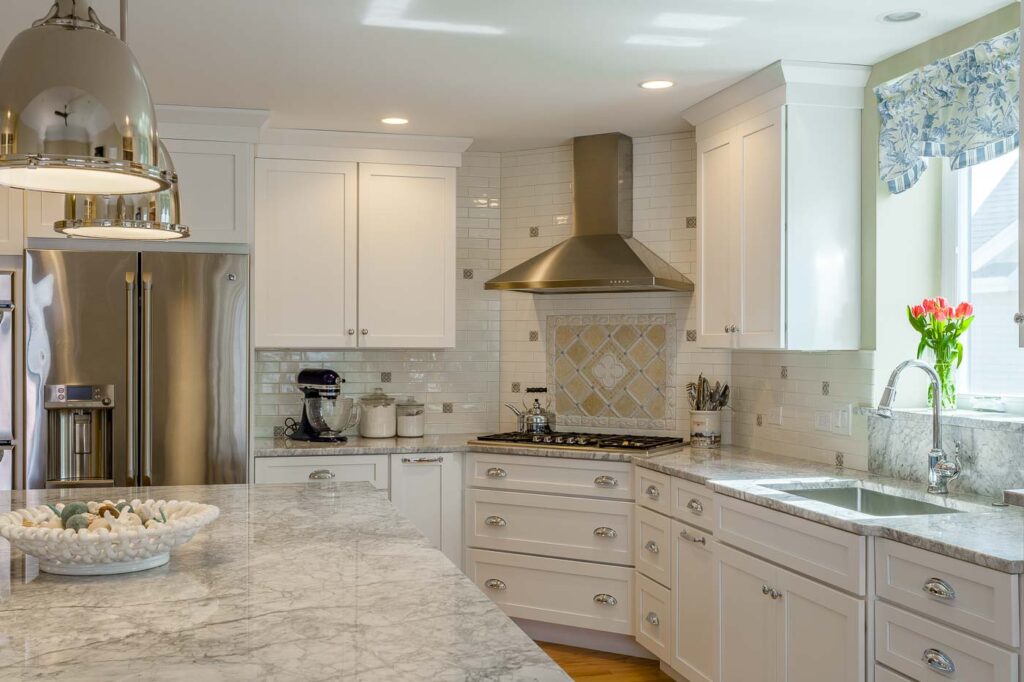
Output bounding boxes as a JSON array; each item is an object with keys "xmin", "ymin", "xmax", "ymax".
[
  {"xmin": 522, "ymin": 387, "xmax": 555, "ymax": 434},
  {"xmin": 690, "ymin": 411, "xmax": 722, "ymax": 448},
  {"xmin": 396, "ymin": 396, "xmax": 425, "ymax": 438},
  {"xmin": 504, "ymin": 403, "xmax": 527, "ymax": 433},
  {"xmin": 315, "ymin": 397, "xmax": 360, "ymax": 438},
  {"xmin": 359, "ymin": 388, "xmax": 397, "ymax": 438},
  {"xmin": 285, "ymin": 369, "xmax": 346, "ymax": 442}
]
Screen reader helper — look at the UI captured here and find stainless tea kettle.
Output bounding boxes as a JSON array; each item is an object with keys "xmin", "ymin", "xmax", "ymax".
[{"xmin": 504, "ymin": 387, "xmax": 555, "ymax": 434}]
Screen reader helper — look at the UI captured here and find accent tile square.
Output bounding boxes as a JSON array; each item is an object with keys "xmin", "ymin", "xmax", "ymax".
[
  {"xmin": 462, "ymin": 268, "xmax": 474, "ymax": 280},
  {"xmin": 686, "ymin": 216, "xmax": 697, "ymax": 229},
  {"xmin": 442, "ymin": 402, "xmax": 453, "ymax": 413},
  {"xmin": 511, "ymin": 382, "xmax": 521, "ymax": 393},
  {"xmin": 529, "ymin": 226, "xmax": 540, "ymax": 238},
  {"xmin": 529, "ymin": 331, "xmax": 539, "ymax": 342},
  {"xmin": 822, "ymin": 381, "xmax": 830, "ymax": 396},
  {"xmin": 685, "ymin": 329, "xmax": 697, "ymax": 342},
  {"xmin": 781, "ymin": 366, "xmax": 788, "ymax": 379},
  {"xmin": 381, "ymin": 371, "xmax": 392, "ymax": 383}
]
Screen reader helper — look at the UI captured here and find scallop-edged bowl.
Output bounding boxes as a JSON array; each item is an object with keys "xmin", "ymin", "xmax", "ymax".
[{"xmin": 0, "ymin": 499, "xmax": 219, "ymax": 575}]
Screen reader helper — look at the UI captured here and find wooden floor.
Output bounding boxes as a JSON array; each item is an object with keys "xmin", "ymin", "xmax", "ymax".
[{"xmin": 537, "ymin": 642, "xmax": 674, "ymax": 682}]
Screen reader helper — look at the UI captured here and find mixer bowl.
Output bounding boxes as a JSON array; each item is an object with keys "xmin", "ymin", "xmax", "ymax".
[{"xmin": 305, "ymin": 397, "xmax": 360, "ymax": 437}]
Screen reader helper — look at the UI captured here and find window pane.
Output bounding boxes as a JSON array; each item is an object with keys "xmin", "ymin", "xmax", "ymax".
[{"xmin": 964, "ymin": 153, "xmax": 1020, "ymax": 395}]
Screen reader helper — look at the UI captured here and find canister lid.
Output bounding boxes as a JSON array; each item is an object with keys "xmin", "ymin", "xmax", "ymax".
[
  {"xmin": 396, "ymin": 396, "xmax": 424, "ymax": 408},
  {"xmin": 360, "ymin": 387, "xmax": 396, "ymax": 406}
]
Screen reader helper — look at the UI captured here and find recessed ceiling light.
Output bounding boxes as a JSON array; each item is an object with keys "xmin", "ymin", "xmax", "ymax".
[
  {"xmin": 882, "ymin": 10, "xmax": 923, "ymax": 23},
  {"xmin": 640, "ymin": 80, "xmax": 675, "ymax": 90},
  {"xmin": 381, "ymin": 117, "xmax": 409, "ymax": 125}
]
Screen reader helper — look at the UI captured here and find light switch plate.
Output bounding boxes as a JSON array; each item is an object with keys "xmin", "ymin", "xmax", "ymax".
[
  {"xmin": 815, "ymin": 411, "xmax": 832, "ymax": 432},
  {"xmin": 831, "ymin": 404, "xmax": 852, "ymax": 436}
]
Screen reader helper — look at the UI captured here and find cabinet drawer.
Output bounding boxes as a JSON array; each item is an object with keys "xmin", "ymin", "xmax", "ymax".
[
  {"xmin": 466, "ymin": 548, "xmax": 632, "ymax": 634},
  {"xmin": 875, "ymin": 602, "xmax": 1018, "ymax": 682},
  {"xmin": 465, "ymin": 489, "xmax": 633, "ymax": 564},
  {"xmin": 874, "ymin": 664, "xmax": 914, "ymax": 682},
  {"xmin": 670, "ymin": 477, "xmax": 714, "ymax": 531},
  {"xmin": 467, "ymin": 452, "xmax": 632, "ymax": 500},
  {"xmin": 635, "ymin": 467, "xmax": 671, "ymax": 515},
  {"xmin": 635, "ymin": 505, "xmax": 672, "ymax": 588},
  {"xmin": 714, "ymin": 494, "xmax": 865, "ymax": 594},
  {"xmin": 636, "ymin": 572, "xmax": 672, "ymax": 661},
  {"xmin": 253, "ymin": 455, "xmax": 388, "ymax": 488},
  {"xmin": 876, "ymin": 539, "xmax": 1019, "ymax": 647}
]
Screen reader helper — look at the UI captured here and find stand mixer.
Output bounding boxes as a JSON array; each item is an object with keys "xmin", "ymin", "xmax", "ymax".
[{"xmin": 284, "ymin": 369, "xmax": 358, "ymax": 442}]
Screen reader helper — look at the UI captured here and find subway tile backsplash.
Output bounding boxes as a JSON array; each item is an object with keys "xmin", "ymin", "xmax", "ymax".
[{"xmin": 253, "ymin": 152, "xmax": 502, "ymax": 437}]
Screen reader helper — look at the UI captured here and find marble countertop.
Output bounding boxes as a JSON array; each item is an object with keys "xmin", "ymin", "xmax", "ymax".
[
  {"xmin": 0, "ymin": 483, "xmax": 569, "ymax": 681},
  {"xmin": 637, "ymin": 446, "xmax": 1024, "ymax": 573},
  {"xmin": 253, "ymin": 433, "xmax": 480, "ymax": 456}
]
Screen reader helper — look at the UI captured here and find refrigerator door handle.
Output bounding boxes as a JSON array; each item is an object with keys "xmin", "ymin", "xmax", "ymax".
[
  {"xmin": 125, "ymin": 272, "xmax": 136, "ymax": 486},
  {"xmin": 141, "ymin": 273, "xmax": 153, "ymax": 486}
]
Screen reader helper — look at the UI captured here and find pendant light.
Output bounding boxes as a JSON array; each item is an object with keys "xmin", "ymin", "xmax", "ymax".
[
  {"xmin": 0, "ymin": 0, "xmax": 169, "ymax": 195},
  {"xmin": 55, "ymin": 141, "xmax": 189, "ymax": 240}
]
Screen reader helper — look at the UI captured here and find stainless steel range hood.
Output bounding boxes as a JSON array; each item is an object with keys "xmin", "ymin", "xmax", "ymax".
[{"xmin": 485, "ymin": 132, "xmax": 693, "ymax": 294}]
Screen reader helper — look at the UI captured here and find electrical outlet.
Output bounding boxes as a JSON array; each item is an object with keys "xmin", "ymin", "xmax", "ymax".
[
  {"xmin": 831, "ymin": 404, "xmax": 852, "ymax": 436},
  {"xmin": 814, "ymin": 411, "xmax": 832, "ymax": 432}
]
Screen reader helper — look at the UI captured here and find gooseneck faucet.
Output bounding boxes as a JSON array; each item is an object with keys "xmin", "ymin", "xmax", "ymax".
[{"xmin": 876, "ymin": 359, "xmax": 962, "ymax": 494}]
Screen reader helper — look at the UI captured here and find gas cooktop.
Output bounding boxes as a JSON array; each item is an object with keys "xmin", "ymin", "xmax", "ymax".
[{"xmin": 474, "ymin": 432, "xmax": 685, "ymax": 452}]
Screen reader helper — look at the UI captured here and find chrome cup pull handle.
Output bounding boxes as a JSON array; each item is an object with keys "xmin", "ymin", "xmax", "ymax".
[
  {"xmin": 686, "ymin": 498, "xmax": 704, "ymax": 515},
  {"xmin": 594, "ymin": 475, "xmax": 618, "ymax": 488},
  {"xmin": 484, "ymin": 515, "xmax": 507, "ymax": 527},
  {"xmin": 922, "ymin": 648, "xmax": 955, "ymax": 674},
  {"xmin": 680, "ymin": 528, "xmax": 706, "ymax": 545},
  {"xmin": 645, "ymin": 612, "xmax": 660, "ymax": 626},
  {"xmin": 923, "ymin": 578, "xmax": 956, "ymax": 601},
  {"xmin": 309, "ymin": 469, "xmax": 335, "ymax": 480},
  {"xmin": 486, "ymin": 467, "xmax": 507, "ymax": 479},
  {"xmin": 593, "ymin": 593, "xmax": 617, "ymax": 606},
  {"xmin": 645, "ymin": 485, "xmax": 661, "ymax": 500},
  {"xmin": 484, "ymin": 578, "xmax": 506, "ymax": 591},
  {"xmin": 593, "ymin": 526, "xmax": 617, "ymax": 539}
]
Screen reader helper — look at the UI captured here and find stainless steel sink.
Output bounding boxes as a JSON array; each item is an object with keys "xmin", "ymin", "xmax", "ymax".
[{"xmin": 771, "ymin": 486, "xmax": 961, "ymax": 517}]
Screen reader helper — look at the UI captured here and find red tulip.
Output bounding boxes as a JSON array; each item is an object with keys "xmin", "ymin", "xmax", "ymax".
[
  {"xmin": 935, "ymin": 309, "xmax": 948, "ymax": 322},
  {"xmin": 955, "ymin": 302, "xmax": 974, "ymax": 318},
  {"xmin": 922, "ymin": 298, "xmax": 937, "ymax": 313},
  {"xmin": 910, "ymin": 305, "xmax": 925, "ymax": 318},
  {"xmin": 936, "ymin": 296, "xmax": 948, "ymax": 309}
]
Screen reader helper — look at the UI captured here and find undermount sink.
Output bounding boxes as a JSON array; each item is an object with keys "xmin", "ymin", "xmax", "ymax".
[{"xmin": 770, "ymin": 485, "xmax": 961, "ymax": 517}]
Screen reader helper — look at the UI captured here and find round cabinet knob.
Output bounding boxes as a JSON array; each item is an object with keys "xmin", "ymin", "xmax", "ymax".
[
  {"xmin": 686, "ymin": 498, "xmax": 704, "ymax": 515},
  {"xmin": 484, "ymin": 578, "xmax": 507, "ymax": 591},
  {"xmin": 361, "ymin": 329, "xmax": 368, "ymax": 335},
  {"xmin": 645, "ymin": 485, "xmax": 660, "ymax": 500},
  {"xmin": 644, "ymin": 540, "xmax": 660, "ymax": 554},
  {"xmin": 1015, "ymin": 312, "xmax": 1024, "ymax": 325},
  {"xmin": 724, "ymin": 325, "xmax": 730, "ymax": 333},
  {"xmin": 645, "ymin": 612, "xmax": 660, "ymax": 626},
  {"xmin": 347, "ymin": 329, "xmax": 355, "ymax": 335}
]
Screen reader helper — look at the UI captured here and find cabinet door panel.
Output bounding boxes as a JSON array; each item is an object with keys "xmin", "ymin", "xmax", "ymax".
[
  {"xmin": 737, "ymin": 109, "xmax": 785, "ymax": 349},
  {"xmin": 0, "ymin": 187, "xmax": 24, "ymax": 254},
  {"xmin": 164, "ymin": 139, "xmax": 251, "ymax": 244},
  {"xmin": 358, "ymin": 163, "xmax": 455, "ymax": 348},
  {"xmin": 672, "ymin": 520, "xmax": 715, "ymax": 682},
  {"xmin": 779, "ymin": 564, "xmax": 865, "ymax": 682},
  {"xmin": 716, "ymin": 542, "xmax": 777, "ymax": 682},
  {"xmin": 696, "ymin": 128, "xmax": 738, "ymax": 348},
  {"xmin": 390, "ymin": 453, "xmax": 462, "ymax": 568},
  {"xmin": 254, "ymin": 159, "xmax": 357, "ymax": 348},
  {"xmin": 23, "ymin": 190, "xmax": 65, "ymax": 240}
]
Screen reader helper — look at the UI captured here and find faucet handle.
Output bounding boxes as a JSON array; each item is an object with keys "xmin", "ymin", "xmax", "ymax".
[{"xmin": 935, "ymin": 454, "xmax": 962, "ymax": 481}]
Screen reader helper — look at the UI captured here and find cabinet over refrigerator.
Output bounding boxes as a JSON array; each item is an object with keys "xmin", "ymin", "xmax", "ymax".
[{"xmin": 23, "ymin": 250, "xmax": 248, "ymax": 489}]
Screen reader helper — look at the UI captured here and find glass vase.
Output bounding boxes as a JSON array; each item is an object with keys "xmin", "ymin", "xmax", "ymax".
[{"xmin": 928, "ymin": 348, "xmax": 957, "ymax": 409}]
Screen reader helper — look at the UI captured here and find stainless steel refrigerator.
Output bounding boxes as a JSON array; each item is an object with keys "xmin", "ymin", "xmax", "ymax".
[{"xmin": 23, "ymin": 249, "xmax": 248, "ymax": 489}]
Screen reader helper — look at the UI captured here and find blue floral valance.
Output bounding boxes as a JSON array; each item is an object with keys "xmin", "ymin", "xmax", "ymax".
[{"xmin": 876, "ymin": 28, "xmax": 1020, "ymax": 194}]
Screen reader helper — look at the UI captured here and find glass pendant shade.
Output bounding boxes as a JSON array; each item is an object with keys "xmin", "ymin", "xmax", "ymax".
[
  {"xmin": 0, "ymin": 1, "xmax": 169, "ymax": 195},
  {"xmin": 55, "ymin": 141, "xmax": 189, "ymax": 240}
]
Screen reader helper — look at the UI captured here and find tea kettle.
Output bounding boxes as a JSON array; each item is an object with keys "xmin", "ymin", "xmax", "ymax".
[{"xmin": 505, "ymin": 387, "xmax": 555, "ymax": 434}]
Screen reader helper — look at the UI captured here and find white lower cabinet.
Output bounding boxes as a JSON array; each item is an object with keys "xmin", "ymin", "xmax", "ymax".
[
  {"xmin": 253, "ymin": 455, "xmax": 388, "ymax": 489},
  {"xmin": 389, "ymin": 453, "xmax": 462, "ymax": 568},
  {"xmin": 466, "ymin": 548, "xmax": 633, "ymax": 634},
  {"xmin": 716, "ymin": 542, "xmax": 865, "ymax": 682},
  {"xmin": 0, "ymin": 187, "xmax": 24, "ymax": 253},
  {"xmin": 635, "ymin": 572, "xmax": 672, "ymax": 661},
  {"xmin": 671, "ymin": 520, "xmax": 715, "ymax": 682}
]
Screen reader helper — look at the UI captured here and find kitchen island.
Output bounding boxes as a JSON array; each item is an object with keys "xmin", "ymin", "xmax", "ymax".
[{"xmin": 0, "ymin": 483, "xmax": 569, "ymax": 681}]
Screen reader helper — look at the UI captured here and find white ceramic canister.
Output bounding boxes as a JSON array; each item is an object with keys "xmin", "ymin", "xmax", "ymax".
[
  {"xmin": 396, "ymin": 396, "xmax": 425, "ymax": 438},
  {"xmin": 689, "ymin": 410, "xmax": 722, "ymax": 448},
  {"xmin": 359, "ymin": 388, "xmax": 397, "ymax": 438}
]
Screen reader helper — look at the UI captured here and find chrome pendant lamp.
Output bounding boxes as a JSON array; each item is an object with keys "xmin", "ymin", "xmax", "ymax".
[
  {"xmin": 55, "ymin": 140, "xmax": 190, "ymax": 239},
  {"xmin": 0, "ymin": 0, "xmax": 170, "ymax": 195}
]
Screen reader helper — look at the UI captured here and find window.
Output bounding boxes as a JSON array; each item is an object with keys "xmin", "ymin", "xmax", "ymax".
[{"xmin": 943, "ymin": 152, "xmax": 1020, "ymax": 398}]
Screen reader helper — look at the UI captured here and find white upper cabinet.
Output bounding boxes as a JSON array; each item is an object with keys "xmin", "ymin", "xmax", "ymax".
[
  {"xmin": 358, "ymin": 163, "xmax": 456, "ymax": 348},
  {"xmin": 254, "ymin": 158, "xmax": 358, "ymax": 348},
  {"xmin": 687, "ymin": 61, "xmax": 868, "ymax": 351},
  {"xmin": 0, "ymin": 187, "xmax": 25, "ymax": 254},
  {"xmin": 23, "ymin": 190, "xmax": 65, "ymax": 240},
  {"xmin": 162, "ymin": 139, "xmax": 252, "ymax": 244}
]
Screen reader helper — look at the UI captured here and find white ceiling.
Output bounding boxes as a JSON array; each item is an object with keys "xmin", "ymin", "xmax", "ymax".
[{"xmin": 0, "ymin": 0, "xmax": 1015, "ymax": 150}]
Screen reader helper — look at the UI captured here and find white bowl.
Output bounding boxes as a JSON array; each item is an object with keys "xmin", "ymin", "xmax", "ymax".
[{"xmin": 0, "ymin": 499, "xmax": 219, "ymax": 575}]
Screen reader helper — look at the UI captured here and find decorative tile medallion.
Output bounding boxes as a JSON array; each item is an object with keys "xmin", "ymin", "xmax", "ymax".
[{"xmin": 547, "ymin": 314, "xmax": 675, "ymax": 430}]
